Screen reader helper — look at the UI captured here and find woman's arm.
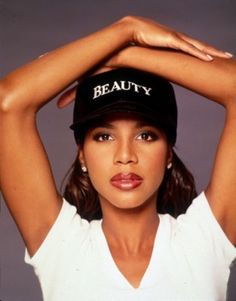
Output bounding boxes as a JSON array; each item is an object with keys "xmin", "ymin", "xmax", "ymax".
[
  {"xmin": 111, "ymin": 46, "xmax": 236, "ymax": 244},
  {"xmin": 0, "ymin": 16, "xmax": 232, "ymax": 256},
  {"xmin": 0, "ymin": 17, "xmax": 134, "ymax": 256}
]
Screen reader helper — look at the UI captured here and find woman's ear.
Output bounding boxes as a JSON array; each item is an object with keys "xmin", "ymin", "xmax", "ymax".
[
  {"xmin": 167, "ymin": 147, "xmax": 173, "ymax": 169},
  {"xmin": 79, "ymin": 149, "xmax": 85, "ymax": 166},
  {"xmin": 79, "ymin": 149, "xmax": 88, "ymax": 173}
]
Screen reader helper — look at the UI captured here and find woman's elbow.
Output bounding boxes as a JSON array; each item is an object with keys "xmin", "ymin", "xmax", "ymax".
[
  {"xmin": 0, "ymin": 81, "xmax": 12, "ymax": 113},
  {"xmin": 0, "ymin": 80, "xmax": 27, "ymax": 114}
]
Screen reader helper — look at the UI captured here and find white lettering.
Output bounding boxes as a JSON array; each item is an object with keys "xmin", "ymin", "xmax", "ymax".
[
  {"xmin": 142, "ymin": 86, "xmax": 152, "ymax": 96},
  {"xmin": 110, "ymin": 81, "xmax": 121, "ymax": 92},
  {"xmin": 92, "ymin": 81, "xmax": 152, "ymax": 100},
  {"xmin": 131, "ymin": 82, "xmax": 143, "ymax": 93},
  {"xmin": 93, "ymin": 85, "xmax": 102, "ymax": 99},
  {"xmin": 102, "ymin": 83, "xmax": 110, "ymax": 95},
  {"xmin": 120, "ymin": 81, "xmax": 131, "ymax": 91}
]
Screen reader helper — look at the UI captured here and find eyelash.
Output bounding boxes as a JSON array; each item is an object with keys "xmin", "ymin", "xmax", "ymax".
[
  {"xmin": 93, "ymin": 133, "xmax": 113, "ymax": 141},
  {"xmin": 136, "ymin": 131, "xmax": 159, "ymax": 141},
  {"xmin": 92, "ymin": 131, "xmax": 159, "ymax": 142}
]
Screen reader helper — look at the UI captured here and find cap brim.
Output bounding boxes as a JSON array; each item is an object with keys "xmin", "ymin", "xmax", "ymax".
[{"xmin": 70, "ymin": 100, "xmax": 170, "ymax": 130}]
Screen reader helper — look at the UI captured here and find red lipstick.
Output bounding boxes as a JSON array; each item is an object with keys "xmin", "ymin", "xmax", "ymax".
[{"xmin": 110, "ymin": 173, "xmax": 143, "ymax": 190}]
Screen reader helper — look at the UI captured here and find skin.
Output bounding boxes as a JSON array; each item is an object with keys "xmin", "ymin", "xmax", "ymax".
[
  {"xmin": 79, "ymin": 115, "xmax": 172, "ymax": 287},
  {"xmin": 110, "ymin": 47, "xmax": 236, "ymax": 245},
  {"xmin": 0, "ymin": 16, "xmax": 235, "ymax": 288},
  {"xmin": 81, "ymin": 115, "xmax": 171, "ymax": 210}
]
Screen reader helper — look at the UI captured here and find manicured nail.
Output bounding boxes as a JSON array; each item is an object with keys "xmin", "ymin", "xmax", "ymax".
[
  {"xmin": 225, "ymin": 52, "xmax": 233, "ymax": 58},
  {"xmin": 206, "ymin": 54, "xmax": 213, "ymax": 61}
]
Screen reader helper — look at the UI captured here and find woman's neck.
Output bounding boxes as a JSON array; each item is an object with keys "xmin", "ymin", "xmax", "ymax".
[{"xmin": 101, "ymin": 198, "xmax": 159, "ymax": 254}]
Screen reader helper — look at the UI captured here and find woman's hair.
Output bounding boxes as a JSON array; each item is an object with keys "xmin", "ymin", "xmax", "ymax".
[
  {"xmin": 62, "ymin": 123, "xmax": 197, "ymax": 220},
  {"xmin": 156, "ymin": 150, "xmax": 197, "ymax": 217}
]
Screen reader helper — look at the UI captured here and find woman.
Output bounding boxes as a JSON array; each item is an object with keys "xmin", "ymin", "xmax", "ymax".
[{"xmin": 0, "ymin": 16, "xmax": 235, "ymax": 300}]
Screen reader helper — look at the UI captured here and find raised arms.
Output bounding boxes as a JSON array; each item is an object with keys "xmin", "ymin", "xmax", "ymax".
[
  {"xmin": 109, "ymin": 46, "xmax": 236, "ymax": 244},
  {"xmin": 0, "ymin": 16, "xmax": 233, "ymax": 256},
  {"xmin": 0, "ymin": 18, "xmax": 135, "ymax": 256}
]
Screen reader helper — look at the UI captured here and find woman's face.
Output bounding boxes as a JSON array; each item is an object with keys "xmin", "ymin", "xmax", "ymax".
[{"xmin": 79, "ymin": 115, "xmax": 172, "ymax": 212}]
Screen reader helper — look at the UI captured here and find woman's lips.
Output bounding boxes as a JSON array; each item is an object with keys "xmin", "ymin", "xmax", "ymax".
[{"xmin": 110, "ymin": 173, "xmax": 143, "ymax": 190}]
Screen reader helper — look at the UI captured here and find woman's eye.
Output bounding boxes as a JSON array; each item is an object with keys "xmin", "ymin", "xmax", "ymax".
[
  {"xmin": 137, "ymin": 131, "xmax": 158, "ymax": 141},
  {"xmin": 93, "ymin": 133, "xmax": 113, "ymax": 141}
]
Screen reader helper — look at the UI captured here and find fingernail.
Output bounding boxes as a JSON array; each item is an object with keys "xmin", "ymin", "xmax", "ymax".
[
  {"xmin": 206, "ymin": 54, "xmax": 213, "ymax": 61},
  {"xmin": 225, "ymin": 52, "xmax": 233, "ymax": 58}
]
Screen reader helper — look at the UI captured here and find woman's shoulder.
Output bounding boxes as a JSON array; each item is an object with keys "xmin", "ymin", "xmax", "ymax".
[
  {"xmin": 159, "ymin": 192, "xmax": 236, "ymax": 263},
  {"xmin": 25, "ymin": 198, "xmax": 97, "ymax": 267}
]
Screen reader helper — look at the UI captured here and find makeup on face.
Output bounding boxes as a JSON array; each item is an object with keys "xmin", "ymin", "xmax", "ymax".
[{"xmin": 110, "ymin": 173, "xmax": 143, "ymax": 191}]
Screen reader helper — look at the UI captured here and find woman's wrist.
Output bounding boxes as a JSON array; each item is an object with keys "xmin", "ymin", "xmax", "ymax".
[
  {"xmin": 105, "ymin": 46, "xmax": 137, "ymax": 69},
  {"xmin": 113, "ymin": 16, "xmax": 136, "ymax": 46}
]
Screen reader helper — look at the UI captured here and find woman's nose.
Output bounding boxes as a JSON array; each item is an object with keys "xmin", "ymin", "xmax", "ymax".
[{"xmin": 114, "ymin": 141, "xmax": 138, "ymax": 165}]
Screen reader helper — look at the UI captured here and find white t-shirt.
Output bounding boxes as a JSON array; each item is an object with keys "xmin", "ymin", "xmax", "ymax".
[{"xmin": 25, "ymin": 192, "xmax": 236, "ymax": 301}]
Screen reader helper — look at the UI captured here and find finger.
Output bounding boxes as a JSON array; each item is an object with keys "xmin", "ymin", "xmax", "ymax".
[
  {"xmin": 172, "ymin": 35, "xmax": 214, "ymax": 61},
  {"xmin": 179, "ymin": 33, "xmax": 233, "ymax": 59},
  {"xmin": 57, "ymin": 86, "xmax": 76, "ymax": 108}
]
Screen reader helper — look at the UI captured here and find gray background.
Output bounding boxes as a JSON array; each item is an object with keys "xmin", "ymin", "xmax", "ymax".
[{"xmin": 0, "ymin": 0, "xmax": 236, "ymax": 300}]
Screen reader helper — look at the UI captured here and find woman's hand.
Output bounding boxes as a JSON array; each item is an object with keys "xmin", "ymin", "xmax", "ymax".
[
  {"xmin": 57, "ymin": 16, "xmax": 233, "ymax": 108},
  {"xmin": 57, "ymin": 86, "xmax": 77, "ymax": 108},
  {"xmin": 128, "ymin": 16, "xmax": 232, "ymax": 61}
]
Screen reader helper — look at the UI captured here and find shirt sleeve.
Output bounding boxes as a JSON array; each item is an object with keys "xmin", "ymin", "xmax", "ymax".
[
  {"xmin": 176, "ymin": 192, "xmax": 236, "ymax": 266},
  {"xmin": 24, "ymin": 198, "xmax": 90, "ymax": 276}
]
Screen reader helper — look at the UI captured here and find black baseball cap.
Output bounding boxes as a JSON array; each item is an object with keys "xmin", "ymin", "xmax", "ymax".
[{"xmin": 70, "ymin": 68, "xmax": 177, "ymax": 145}]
